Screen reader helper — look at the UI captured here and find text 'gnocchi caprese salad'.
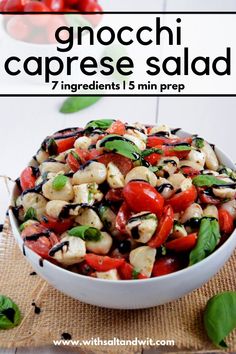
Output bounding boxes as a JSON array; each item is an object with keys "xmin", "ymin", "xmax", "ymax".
[{"xmin": 13, "ymin": 119, "xmax": 236, "ymax": 280}]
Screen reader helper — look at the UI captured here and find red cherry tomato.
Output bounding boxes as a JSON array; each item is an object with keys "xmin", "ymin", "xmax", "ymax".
[
  {"xmin": 105, "ymin": 188, "xmax": 123, "ymax": 203},
  {"xmin": 148, "ymin": 205, "xmax": 174, "ymax": 248},
  {"xmin": 162, "ymin": 145, "xmax": 191, "ymax": 159},
  {"xmin": 147, "ymin": 136, "xmax": 192, "ymax": 148},
  {"xmin": 6, "ymin": 16, "xmax": 30, "ymax": 41},
  {"xmin": 123, "ymin": 181, "xmax": 164, "ymax": 218},
  {"xmin": 95, "ymin": 153, "xmax": 133, "ymax": 175},
  {"xmin": 197, "ymin": 187, "xmax": 220, "ymax": 205},
  {"xmin": 86, "ymin": 148, "xmax": 103, "ymax": 160},
  {"xmin": 56, "ymin": 137, "xmax": 76, "ymax": 153},
  {"xmin": 106, "ymin": 120, "xmax": 126, "ymax": 135},
  {"xmin": 181, "ymin": 166, "xmax": 200, "ymax": 178},
  {"xmin": 166, "ymin": 185, "xmax": 197, "ymax": 212},
  {"xmin": 115, "ymin": 202, "xmax": 131, "ymax": 234},
  {"xmin": 165, "ymin": 233, "xmax": 198, "ymax": 252},
  {"xmin": 0, "ymin": 0, "xmax": 8, "ymax": 11},
  {"xmin": 79, "ymin": 0, "xmax": 102, "ymax": 12},
  {"xmin": 21, "ymin": 223, "xmax": 59, "ymax": 259},
  {"xmin": 218, "ymin": 209, "xmax": 234, "ymax": 235},
  {"xmin": 85, "ymin": 254, "xmax": 125, "ymax": 272},
  {"xmin": 4, "ymin": 0, "xmax": 23, "ymax": 11},
  {"xmin": 20, "ymin": 166, "xmax": 37, "ymax": 191},
  {"xmin": 144, "ymin": 152, "xmax": 162, "ymax": 166},
  {"xmin": 66, "ymin": 151, "xmax": 81, "ymax": 172},
  {"xmin": 119, "ymin": 262, "xmax": 147, "ymax": 280},
  {"xmin": 152, "ymin": 256, "xmax": 181, "ymax": 277},
  {"xmin": 77, "ymin": 261, "xmax": 94, "ymax": 276},
  {"xmin": 44, "ymin": 0, "xmax": 64, "ymax": 11},
  {"xmin": 40, "ymin": 215, "xmax": 73, "ymax": 234}
]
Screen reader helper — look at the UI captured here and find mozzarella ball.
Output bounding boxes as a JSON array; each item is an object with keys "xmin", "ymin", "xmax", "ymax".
[
  {"xmin": 168, "ymin": 173, "xmax": 186, "ymax": 190},
  {"xmin": 125, "ymin": 166, "xmax": 157, "ymax": 187},
  {"xmin": 42, "ymin": 178, "xmax": 74, "ymax": 201},
  {"xmin": 74, "ymin": 136, "xmax": 92, "ymax": 150},
  {"xmin": 73, "ymin": 183, "xmax": 103, "ymax": 205},
  {"xmin": 49, "ymin": 234, "xmax": 86, "ymax": 266},
  {"xmin": 180, "ymin": 160, "xmax": 204, "ymax": 171},
  {"xmin": 156, "ymin": 177, "xmax": 175, "ymax": 199},
  {"xmin": 126, "ymin": 212, "xmax": 158, "ymax": 243},
  {"xmin": 180, "ymin": 203, "xmax": 203, "ymax": 224},
  {"xmin": 96, "ymin": 269, "xmax": 120, "ymax": 280},
  {"xmin": 107, "ymin": 162, "xmax": 125, "ymax": 189},
  {"xmin": 123, "ymin": 134, "xmax": 146, "ymax": 150},
  {"xmin": 46, "ymin": 200, "xmax": 68, "ymax": 219},
  {"xmin": 76, "ymin": 208, "xmax": 103, "ymax": 229},
  {"xmin": 22, "ymin": 192, "xmax": 47, "ymax": 219},
  {"xmin": 72, "ymin": 162, "xmax": 107, "ymax": 185},
  {"xmin": 149, "ymin": 124, "xmax": 171, "ymax": 136},
  {"xmin": 129, "ymin": 246, "xmax": 156, "ymax": 277},
  {"xmin": 86, "ymin": 232, "xmax": 112, "ymax": 255},
  {"xmin": 187, "ymin": 149, "xmax": 206, "ymax": 166},
  {"xmin": 157, "ymin": 157, "xmax": 179, "ymax": 176},
  {"xmin": 40, "ymin": 161, "xmax": 70, "ymax": 175}
]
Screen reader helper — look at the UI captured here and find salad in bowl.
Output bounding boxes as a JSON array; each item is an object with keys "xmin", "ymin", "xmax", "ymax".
[{"xmin": 11, "ymin": 119, "xmax": 236, "ymax": 283}]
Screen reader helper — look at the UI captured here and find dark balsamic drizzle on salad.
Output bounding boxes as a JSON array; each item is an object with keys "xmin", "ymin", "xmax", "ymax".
[
  {"xmin": 49, "ymin": 241, "xmax": 69, "ymax": 257},
  {"xmin": 126, "ymin": 125, "xmax": 146, "ymax": 134},
  {"xmin": 162, "ymin": 159, "xmax": 178, "ymax": 166},
  {"xmin": 157, "ymin": 183, "xmax": 174, "ymax": 193},
  {"xmin": 151, "ymin": 131, "xmax": 170, "ymax": 137},
  {"xmin": 171, "ymin": 128, "xmax": 181, "ymax": 135},
  {"xmin": 23, "ymin": 231, "xmax": 51, "ymax": 242},
  {"xmin": 22, "ymin": 184, "xmax": 44, "ymax": 196}
]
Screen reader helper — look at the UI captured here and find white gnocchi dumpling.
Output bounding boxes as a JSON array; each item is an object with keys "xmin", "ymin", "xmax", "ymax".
[
  {"xmin": 42, "ymin": 177, "xmax": 74, "ymax": 201},
  {"xmin": 22, "ymin": 192, "xmax": 47, "ymax": 219},
  {"xmin": 107, "ymin": 162, "xmax": 125, "ymax": 189},
  {"xmin": 86, "ymin": 231, "xmax": 112, "ymax": 255},
  {"xmin": 75, "ymin": 207, "xmax": 103, "ymax": 229},
  {"xmin": 72, "ymin": 161, "xmax": 107, "ymax": 185}
]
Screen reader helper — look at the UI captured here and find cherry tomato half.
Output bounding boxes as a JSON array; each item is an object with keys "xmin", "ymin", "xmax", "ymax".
[
  {"xmin": 152, "ymin": 256, "xmax": 181, "ymax": 277},
  {"xmin": 147, "ymin": 136, "xmax": 192, "ymax": 148},
  {"xmin": 20, "ymin": 166, "xmax": 37, "ymax": 191},
  {"xmin": 66, "ymin": 151, "xmax": 81, "ymax": 172},
  {"xmin": 115, "ymin": 202, "xmax": 131, "ymax": 234},
  {"xmin": 4, "ymin": 0, "xmax": 24, "ymax": 11},
  {"xmin": 218, "ymin": 209, "xmax": 234, "ymax": 235},
  {"xmin": 181, "ymin": 166, "xmax": 200, "ymax": 178},
  {"xmin": 123, "ymin": 181, "xmax": 164, "ymax": 217},
  {"xmin": 21, "ymin": 223, "xmax": 59, "ymax": 259},
  {"xmin": 85, "ymin": 254, "xmax": 125, "ymax": 272},
  {"xmin": 119, "ymin": 262, "xmax": 147, "ymax": 280},
  {"xmin": 148, "ymin": 205, "xmax": 174, "ymax": 248},
  {"xmin": 165, "ymin": 233, "xmax": 197, "ymax": 252},
  {"xmin": 40, "ymin": 215, "xmax": 73, "ymax": 234},
  {"xmin": 166, "ymin": 185, "xmax": 197, "ymax": 213},
  {"xmin": 106, "ymin": 120, "xmax": 126, "ymax": 135},
  {"xmin": 105, "ymin": 188, "xmax": 124, "ymax": 203},
  {"xmin": 95, "ymin": 153, "xmax": 133, "ymax": 176}
]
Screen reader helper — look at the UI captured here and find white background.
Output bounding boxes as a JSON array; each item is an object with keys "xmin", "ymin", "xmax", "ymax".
[{"xmin": 1, "ymin": 0, "xmax": 236, "ymax": 354}]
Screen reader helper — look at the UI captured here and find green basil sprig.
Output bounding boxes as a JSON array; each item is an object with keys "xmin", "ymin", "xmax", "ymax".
[
  {"xmin": 85, "ymin": 119, "xmax": 114, "ymax": 131},
  {"xmin": 52, "ymin": 175, "xmax": 68, "ymax": 191},
  {"xmin": 193, "ymin": 175, "xmax": 229, "ymax": 187},
  {"xmin": 68, "ymin": 226, "xmax": 101, "ymax": 241},
  {"xmin": 0, "ymin": 295, "xmax": 21, "ymax": 330},
  {"xmin": 204, "ymin": 291, "xmax": 236, "ymax": 348},
  {"xmin": 24, "ymin": 207, "xmax": 37, "ymax": 222},
  {"xmin": 171, "ymin": 145, "xmax": 192, "ymax": 152},
  {"xmin": 60, "ymin": 96, "xmax": 101, "ymax": 114},
  {"xmin": 189, "ymin": 218, "xmax": 221, "ymax": 266},
  {"xmin": 99, "ymin": 135, "xmax": 141, "ymax": 160},
  {"xmin": 195, "ymin": 137, "xmax": 205, "ymax": 149}
]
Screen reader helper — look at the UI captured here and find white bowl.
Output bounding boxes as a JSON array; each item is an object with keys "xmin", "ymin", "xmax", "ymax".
[{"xmin": 9, "ymin": 131, "xmax": 236, "ymax": 309}]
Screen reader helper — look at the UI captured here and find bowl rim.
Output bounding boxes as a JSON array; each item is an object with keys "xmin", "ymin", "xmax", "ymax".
[{"xmin": 9, "ymin": 128, "xmax": 236, "ymax": 285}]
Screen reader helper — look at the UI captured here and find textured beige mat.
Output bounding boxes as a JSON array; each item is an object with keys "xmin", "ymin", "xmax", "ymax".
[{"xmin": 0, "ymin": 218, "xmax": 235, "ymax": 353}]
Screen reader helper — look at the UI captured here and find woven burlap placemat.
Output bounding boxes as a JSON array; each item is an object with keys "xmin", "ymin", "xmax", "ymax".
[{"xmin": 0, "ymin": 218, "xmax": 235, "ymax": 353}]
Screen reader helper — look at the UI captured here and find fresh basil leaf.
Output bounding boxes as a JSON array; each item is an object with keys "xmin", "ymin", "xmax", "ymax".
[
  {"xmin": 52, "ymin": 175, "xmax": 68, "ymax": 191},
  {"xmin": 24, "ymin": 207, "xmax": 37, "ymax": 222},
  {"xmin": 195, "ymin": 137, "xmax": 205, "ymax": 149},
  {"xmin": 85, "ymin": 119, "xmax": 114, "ymax": 131},
  {"xmin": 171, "ymin": 145, "xmax": 192, "ymax": 152},
  {"xmin": 189, "ymin": 218, "xmax": 221, "ymax": 265},
  {"xmin": 193, "ymin": 175, "xmax": 228, "ymax": 187},
  {"xmin": 141, "ymin": 148, "xmax": 163, "ymax": 157},
  {"xmin": 132, "ymin": 269, "xmax": 141, "ymax": 279},
  {"xmin": 99, "ymin": 135, "xmax": 141, "ymax": 160},
  {"xmin": 60, "ymin": 96, "xmax": 101, "ymax": 114},
  {"xmin": 0, "ymin": 295, "xmax": 21, "ymax": 329},
  {"xmin": 148, "ymin": 166, "xmax": 159, "ymax": 173},
  {"xmin": 204, "ymin": 291, "xmax": 236, "ymax": 348},
  {"xmin": 68, "ymin": 226, "xmax": 101, "ymax": 241}
]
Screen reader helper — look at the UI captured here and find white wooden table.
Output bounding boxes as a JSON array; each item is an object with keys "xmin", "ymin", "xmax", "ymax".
[{"xmin": 1, "ymin": 0, "xmax": 236, "ymax": 353}]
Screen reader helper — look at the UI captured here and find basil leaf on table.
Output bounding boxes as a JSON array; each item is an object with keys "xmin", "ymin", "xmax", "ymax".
[
  {"xmin": 85, "ymin": 119, "xmax": 114, "ymax": 131},
  {"xmin": 68, "ymin": 226, "xmax": 101, "ymax": 241},
  {"xmin": 192, "ymin": 175, "xmax": 229, "ymax": 187},
  {"xmin": 24, "ymin": 207, "xmax": 37, "ymax": 222},
  {"xmin": 52, "ymin": 175, "xmax": 68, "ymax": 191},
  {"xmin": 189, "ymin": 218, "xmax": 221, "ymax": 266},
  {"xmin": 0, "ymin": 295, "xmax": 21, "ymax": 330},
  {"xmin": 60, "ymin": 96, "xmax": 101, "ymax": 113},
  {"xmin": 204, "ymin": 291, "xmax": 236, "ymax": 348},
  {"xmin": 99, "ymin": 135, "xmax": 141, "ymax": 160}
]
